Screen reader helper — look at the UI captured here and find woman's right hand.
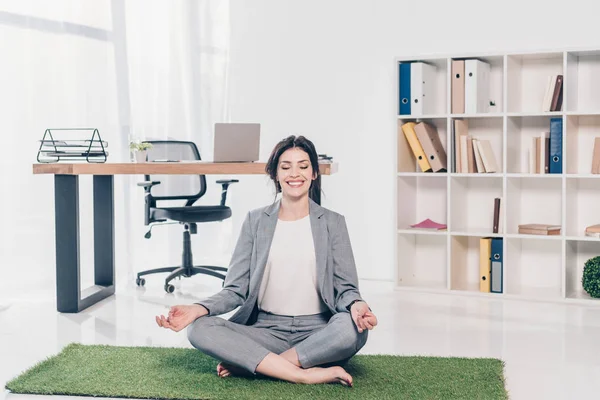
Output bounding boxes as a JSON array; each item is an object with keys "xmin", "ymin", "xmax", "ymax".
[{"xmin": 155, "ymin": 304, "xmax": 208, "ymax": 332}]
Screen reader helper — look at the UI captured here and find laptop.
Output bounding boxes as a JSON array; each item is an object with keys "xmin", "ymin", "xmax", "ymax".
[{"xmin": 213, "ymin": 123, "xmax": 260, "ymax": 162}]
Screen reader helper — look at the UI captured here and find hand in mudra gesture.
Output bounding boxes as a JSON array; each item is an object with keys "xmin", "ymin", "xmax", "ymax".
[
  {"xmin": 350, "ymin": 301, "xmax": 378, "ymax": 333},
  {"xmin": 155, "ymin": 304, "xmax": 208, "ymax": 332}
]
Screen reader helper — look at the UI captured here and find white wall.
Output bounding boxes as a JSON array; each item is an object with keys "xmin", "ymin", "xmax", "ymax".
[
  {"xmin": 2, "ymin": 0, "xmax": 599, "ymax": 304},
  {"xmin": 227, "ymin": 0, "xmax": 600, "ymax": 281}
]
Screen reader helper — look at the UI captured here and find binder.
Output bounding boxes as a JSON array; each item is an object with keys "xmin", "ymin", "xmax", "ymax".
[
  {"xmin": 451, "ymin": 60, "xmax": 465, "ymax": 114},
  {"xmin": 410, "ymin": 62, "xmax": 436, "ymax": 115},
  {"xmin": 479, "ymin": 237, "xmax": 492, "ymax": 292},
  {"xmin": 464, "ymin": 59, "xmax": 491, "ymax": 114},
  {"xmin": 490, "ymin": 238, "xmax": 503, "ymax": 293},
  {"xmin": 399, "ymin": 63, "xmax": 411, "ymax": 115},
  {"xmin": 401, "ymin": 122, "xmax": 432, "ymax": 172},
  {"xmin": 549, "ymin": 117, "xmax": 562, "ymax": 173},
  {"xmin": 414, "ymin": 122, "xmax": 447, "ymax": 172}
]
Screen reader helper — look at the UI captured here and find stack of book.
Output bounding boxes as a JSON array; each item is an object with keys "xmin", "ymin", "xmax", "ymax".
[
  {"xmin": 585, "ymin": 224, "xmax": 600, "ymax": 238},
  {"xmin": 528, "ymin": 117, "xmax": 562, "ymax": 174},
  {"xmin": 518, "ymin": 224, "xmax": 561, "ymax": 235}
]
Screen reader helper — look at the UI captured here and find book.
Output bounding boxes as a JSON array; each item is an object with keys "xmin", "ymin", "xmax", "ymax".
[{"xmin": 518, "ymin": 223, "xmax": 561, "ymax": 235}]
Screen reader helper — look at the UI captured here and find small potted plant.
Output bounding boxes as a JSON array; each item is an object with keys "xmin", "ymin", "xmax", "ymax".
[{"xmin": 129, "ymin": 141, "xmax": 153, "ymax": 163}]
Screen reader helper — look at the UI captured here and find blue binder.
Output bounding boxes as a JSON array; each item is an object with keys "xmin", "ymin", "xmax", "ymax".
[
  {"xmin": 399, "ymin": 63, "xmax": 411, "ymax": 115},
  {"xmin": 490, "ymin": 238, "xmax": 503, "ymax": 293},
  {"xmin": 549, "ymin": 117, "xmax": 562, "ymax": 174}
]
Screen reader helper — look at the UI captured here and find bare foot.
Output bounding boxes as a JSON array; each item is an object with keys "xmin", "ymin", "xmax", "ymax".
[
  {"xmin": 303, "ymin": 366, "xmax": 353, "ymax": 387},
  {"xmin": 216, "ymin": 362, "xmax": 251, "ymax": 378}
]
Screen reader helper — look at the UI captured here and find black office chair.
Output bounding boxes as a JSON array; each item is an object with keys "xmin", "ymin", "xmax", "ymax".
[{"xmin": 135, "ymin": 140, "xmax": 238, "ymax": 293}]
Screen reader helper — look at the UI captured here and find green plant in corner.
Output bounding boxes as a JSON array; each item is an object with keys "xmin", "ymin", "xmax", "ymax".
[{"xmin": 582, "ymin": 256, "xmax": 600, "ymax": 298}]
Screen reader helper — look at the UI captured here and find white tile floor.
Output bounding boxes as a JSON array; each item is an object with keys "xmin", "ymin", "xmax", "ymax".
[{"xmin": 2, "ymin": 278, "xmax": 600, "ymax": 400}]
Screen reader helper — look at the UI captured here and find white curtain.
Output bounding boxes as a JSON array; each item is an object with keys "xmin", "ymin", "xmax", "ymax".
[{"xmin": 0, "ymin": 0, "xmax": 231, "ymax": 299}]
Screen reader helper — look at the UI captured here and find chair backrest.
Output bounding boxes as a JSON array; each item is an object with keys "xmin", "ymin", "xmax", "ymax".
[{"xmin": 144, "ymin": 140, "xmax": 207, "ymax": 203}]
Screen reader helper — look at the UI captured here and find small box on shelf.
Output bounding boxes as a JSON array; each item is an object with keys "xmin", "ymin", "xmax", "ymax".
[
  {"xmin": 451, "ymin": 117, "xmax": 502, "ymax": 174},
  {"xmin": 450, "ymin": 176, "xmax": 503, "ymax": 234},
  {"xmin": 505, "ymin": 237, "xmax": 563, "ymax": 299},
  {"xmin": 397, "ymin": 118, "xmax": 448, "ymax": 173},
  {"xmin": 507, "ymin": 52, "xmax": 564, "ymax": 114},
  {"xmin": 398, "ymin": 58, "xmax": 447, "ymax": 117},
  {"xmin": 397, "ymin": 233, "xmax": 447, "ymax": 290},
  {"xmin": 566, "ymin": 178, "xmax": 600, "ymax": 237},
  {"xmin": 506, "ymin": 176, "xmax": 562, "ymax": 235},
  {"xmin": 566, "ymin": 239, "xmax": 600, "ymax": 300},
  {"xmin": 565, "ymin": 115, "xmax": 600, "ymax": 174},
  {"xmin": 566, "ymin": 50, "xmax": 600, "ymax": 114}
]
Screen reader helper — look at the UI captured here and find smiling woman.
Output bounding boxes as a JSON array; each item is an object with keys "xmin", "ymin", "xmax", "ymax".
[{"xmin": 156, "ymin": 135, "xmax": 378, "ymax": 387}]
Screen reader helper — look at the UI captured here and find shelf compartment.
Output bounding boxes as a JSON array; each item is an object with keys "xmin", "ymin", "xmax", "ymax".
[
  {"xmin": 397, "ymin": 175, "xmax": 447, "ymax": 230},
  {"xmin": 451, "ymin": 55, "xmax": 504, "ymax": 114},
  {"xmin": 505, "ymin": 176, "xmax": 562, "ymax": 235},
  {"xmin": 506, "ymin": 115, "xmax": 562, "ymax": 174},
  {"xmin": 397, "ymin": 117, "xmax": 448, "ymax": 173},
  {"xmin": 397, "ymin": 233, "xmax": 447, "ymax": 289},
  {"xmin": 507, "ymin": 52, "xmax": 564, "ymax": 114},
  {"xmin": 566, "ymin": 239, "xmax": 600, "ymax": 300},
  {"xmin": 566, "ymin": 50, "xmax": 600, "ymax": 113},
  {"xmin": 505, "ymin": 237, "xmax": 563, "ymax": 299},
  {"xmin": 450, "ymin": 235, "xmax": 499, "ymax": 293},
  {"xmin": 565, "ymin": 178, "xmax": 600, "ymax": 237},
  {"xmin": 565, "ymin": 114, "xmax": 600, "ymax": 174},
  {"xmin": 450, "ymin": 176, "xmax": 503, "ymax": 234},
  {"xmin": 451, "ymin": 116, "xmax": 503, "ymax": 173}
]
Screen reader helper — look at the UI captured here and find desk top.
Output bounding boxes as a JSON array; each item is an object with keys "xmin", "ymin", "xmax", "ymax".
[{"xmin": 32, "ymin": 161, "xmax": 338, "ymax": 175}]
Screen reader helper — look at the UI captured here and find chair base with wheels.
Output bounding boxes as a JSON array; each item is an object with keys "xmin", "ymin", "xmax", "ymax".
[
  {"xmin": 135, "ymin": 222, "xmax": 229, "ymax": 293},
  {"xmin": 134, "ymin": 140, "xmax": 238, "ymax": 293}
]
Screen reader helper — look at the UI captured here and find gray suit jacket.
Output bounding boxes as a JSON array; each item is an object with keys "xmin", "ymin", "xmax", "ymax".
[{"xmin": 196, "ymin": 198, "xmax": 364, "ymax": 325}]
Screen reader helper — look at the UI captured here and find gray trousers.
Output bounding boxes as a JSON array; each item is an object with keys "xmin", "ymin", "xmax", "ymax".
[{"xmin": 187, "ymin": 310, "xmax": 368, "ymax": 374}]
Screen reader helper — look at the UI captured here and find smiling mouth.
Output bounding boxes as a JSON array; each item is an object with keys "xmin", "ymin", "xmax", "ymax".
[{"xmin": 286, "ymin": 181, "xmax": 305, "ymax": 187}]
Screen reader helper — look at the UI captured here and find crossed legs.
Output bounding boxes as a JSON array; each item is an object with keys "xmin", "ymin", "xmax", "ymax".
[{"xmin": 187, "ymin": 312, "xmax": 367, "ymax": 386}]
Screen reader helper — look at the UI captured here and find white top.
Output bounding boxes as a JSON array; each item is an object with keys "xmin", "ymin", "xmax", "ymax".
[{"xmin": 258, "ymin": 215, "xmax": 328, "ymax": 316}]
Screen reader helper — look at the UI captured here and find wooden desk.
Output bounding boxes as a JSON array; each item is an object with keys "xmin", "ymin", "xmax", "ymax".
[{"xmin": 33, "ymin": 162, "xmax": 338, "ymax": 313}]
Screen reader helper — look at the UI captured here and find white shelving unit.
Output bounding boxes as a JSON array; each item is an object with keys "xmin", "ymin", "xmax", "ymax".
[{"xmin": 395, "ymin": 47, "xmax": 600, "ymax": 305}]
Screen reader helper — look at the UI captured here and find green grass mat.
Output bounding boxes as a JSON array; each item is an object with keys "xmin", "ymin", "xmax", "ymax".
[{"xmin": 5, "ymin": 343, "xmax": 507, "ymax": 399}]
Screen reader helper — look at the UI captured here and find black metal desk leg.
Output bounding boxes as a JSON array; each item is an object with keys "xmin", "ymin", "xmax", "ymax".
[{"xmin": 54, "ymin": 175, "xmax": 115, "ymax": 313}]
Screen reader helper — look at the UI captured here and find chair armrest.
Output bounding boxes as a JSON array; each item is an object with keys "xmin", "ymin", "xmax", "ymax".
[
  {"xmin": 137, "ymin": 181, "xmax": 161, "ymax": 188},
  {"xmin": 216, "ymin": 179, "xmax": 239, "ymax": 206}
]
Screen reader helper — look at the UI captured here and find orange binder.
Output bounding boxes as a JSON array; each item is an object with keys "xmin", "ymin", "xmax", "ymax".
[
  {"xmin": 401, "ymin": 122, "xmax": 432, "ymax": 172},
  {"xmin": 479, "ymin": 237, "xmax": 491, "ymax": 292}
]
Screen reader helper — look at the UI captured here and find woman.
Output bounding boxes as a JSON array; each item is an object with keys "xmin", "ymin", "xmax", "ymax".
[{"xmin": 155, "ymin": 135, "xmax": 378, "ymax": 387}]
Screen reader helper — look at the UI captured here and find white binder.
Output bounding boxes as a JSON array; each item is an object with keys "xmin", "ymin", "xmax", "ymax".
[
  {"xmin": 410, "ymin": 62, "xmax": 436, "ymax": 116},
  {"xmin": 464, "ymin": 59, "xmax": 490, "ymax": 114}
]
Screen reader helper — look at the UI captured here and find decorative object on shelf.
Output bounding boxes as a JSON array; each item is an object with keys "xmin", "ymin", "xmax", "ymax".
[
  {"xmin": 518, "ymin": 224, "xmax": 561, "ymax": 235},
  {"xmin": 409, "ymin": 218, "xmax": 447, "ymax": 231},
  {"xmin": 582, "ymin": 256, "xmax": 600, "ymax": 298},
  {"xmin": 585, "ymin": 224, "xmax": 600, "ymax": 238},
  {"xmin": 129, "ymin": 140, "xmax": 153, "ymax": 163},
  {"xmin": 36, "ymin": 128, "xmax": 108, "ymax": 163}
]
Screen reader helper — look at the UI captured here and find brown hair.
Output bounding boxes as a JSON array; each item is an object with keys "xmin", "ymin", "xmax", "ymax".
[{"xmin": 265, "ymin": 135, "xmax": 321, "ymax": 202}]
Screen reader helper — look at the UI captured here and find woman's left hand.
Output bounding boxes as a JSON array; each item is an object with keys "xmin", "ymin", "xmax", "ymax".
[{"xmin": 350, "ymin": 301, "xmax": 378, "ymax": 333}]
